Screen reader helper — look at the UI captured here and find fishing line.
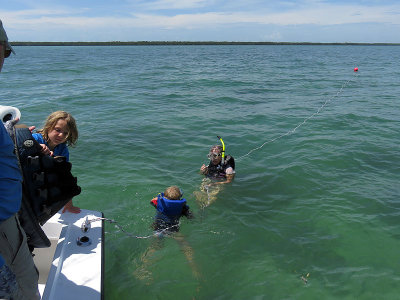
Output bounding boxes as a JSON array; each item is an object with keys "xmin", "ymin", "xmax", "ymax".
[
  {"xmin": 81, "ymin": 217, "xmax": 180, "ymax": 239},
  {"xmin": 236, "ymin": 70, "xmax": 359, "ymax": 161}
]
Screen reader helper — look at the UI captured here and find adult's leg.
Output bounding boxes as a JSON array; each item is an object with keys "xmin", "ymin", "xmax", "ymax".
[{"xmin": 0, "ymin": 215, "xmax": 40, "ymax": 300}]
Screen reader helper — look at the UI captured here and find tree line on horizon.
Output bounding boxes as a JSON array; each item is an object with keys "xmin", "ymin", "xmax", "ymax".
[{"xmin": 11, "ymin": 41, "xmax": 400, "ymax": 46}]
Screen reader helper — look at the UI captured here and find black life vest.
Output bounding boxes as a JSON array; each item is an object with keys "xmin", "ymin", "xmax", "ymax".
[
  {"xmin": 13, "ymin": 127, "xmax": 81, "ymax": 249},
  {"xmin": 207, "ymin": 155, "xmax": 235, "ymax": 178}
]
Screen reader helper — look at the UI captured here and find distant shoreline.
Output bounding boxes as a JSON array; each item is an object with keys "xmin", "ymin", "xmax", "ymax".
[{"xmin": 11, "ymin": 41, "xmax": 400, "ymax": 46}]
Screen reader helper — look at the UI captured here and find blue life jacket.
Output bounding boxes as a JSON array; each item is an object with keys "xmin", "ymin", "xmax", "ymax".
[{"xmin": 155, "ymin": 193, "xmax": 186, "ymax": 219}]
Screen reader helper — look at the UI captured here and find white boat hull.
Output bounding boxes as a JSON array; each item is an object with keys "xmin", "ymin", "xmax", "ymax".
[{"xmin": 33, "ymin": 209, "xmax": 104, "ymax": 300}]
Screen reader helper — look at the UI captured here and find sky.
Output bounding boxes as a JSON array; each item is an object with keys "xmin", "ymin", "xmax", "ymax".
[{"xmin": 1, "ymin": 0, "xmax": 400, "ymax": 43}]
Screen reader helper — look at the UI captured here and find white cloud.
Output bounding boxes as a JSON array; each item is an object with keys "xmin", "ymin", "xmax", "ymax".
[
  {"xmin": 137, "ymin": 0, "xmax": 212, "ymax": 10},
  {"xmin": 3, "ymin": 2, "xmax": 400, "ymax": 30},
  {"xmin": 262, "ymin": 31, "xmax": 283, "ymax": 42},
  {"xmin": 1, "ymin": 2, "xmax": 399, "ymax": 42},
  {"xmin": 261, "ymin": 4, "xmax": 400, "ymax": 25},
  {"xmin": 131, "ymin": 4, "xmax": 400, "ymax": 28}
]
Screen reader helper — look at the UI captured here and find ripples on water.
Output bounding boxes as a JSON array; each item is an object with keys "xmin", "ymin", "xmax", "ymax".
[{"xmin": 1, "ymin": 45, "xmax": 399, "ymax": 299}]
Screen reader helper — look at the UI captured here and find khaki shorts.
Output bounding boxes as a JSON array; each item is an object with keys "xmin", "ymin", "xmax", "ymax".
[{"xmin": 0, "ymin": 215, "xmax": 40, "ymax": 300}]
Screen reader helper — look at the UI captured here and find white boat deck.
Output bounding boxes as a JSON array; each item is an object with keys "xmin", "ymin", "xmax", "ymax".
[{"xmin": 33, "ymin": 209, "xmax": 104, "ymax": 300}]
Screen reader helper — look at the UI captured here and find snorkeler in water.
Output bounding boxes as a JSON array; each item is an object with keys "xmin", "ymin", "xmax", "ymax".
[
  {"xmin": 200, "ymin": 139, "xmax": 235, "ymax": 184},
  {"xmin": 196, "ymin": 136, "xmax": 236, "ymax": 207}
]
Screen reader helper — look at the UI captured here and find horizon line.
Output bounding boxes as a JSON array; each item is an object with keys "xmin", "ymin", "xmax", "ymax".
[{"xmin": 11, "ymin": 41, "xmax": 400, "ymax": 46}]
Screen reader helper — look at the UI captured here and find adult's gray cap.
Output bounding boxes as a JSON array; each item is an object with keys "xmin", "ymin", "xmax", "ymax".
[{"xmin": 0, "ymin": 19, "xmax": 15, "ymax": 57}]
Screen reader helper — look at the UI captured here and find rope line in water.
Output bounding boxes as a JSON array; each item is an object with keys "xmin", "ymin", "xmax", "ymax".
[
  {"xmin": 236, "ymin": 72, "xmax": 359, "ymax": 161},
  {"xmin": 82, "ymin": 217, "xmax": 180, "ymax": 239}
]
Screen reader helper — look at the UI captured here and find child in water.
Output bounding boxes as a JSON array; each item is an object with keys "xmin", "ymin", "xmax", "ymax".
[
  {"xmin": 150, "ymin": 185, "xmax": 193, "ymax": 234},
  {"xmin": 32, "ymin": 111, "xmax": 81, "ymax": 213},
  {"xmin": 134, "ymin": 186, "xmax": 199, "ymax": 284}
]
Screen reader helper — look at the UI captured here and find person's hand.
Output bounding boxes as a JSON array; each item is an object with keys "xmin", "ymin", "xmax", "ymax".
[
  {"xmin": 39, "ymin": 144, "xmax": 53, "ymax": 156},
  {"xmin": 62, "ymin": 200, "xmax": 81, "ymax": 214},
  {"xmin": 200, "ymin": 164, "xmax": 208, "ymax": 174},
  {"xmin": 28, "ymin": 125, "xmax": 35, "ymax": 133},
  {"xmin": 150, "ymin": 197, "xmax": 158, "ymax": 207},
  {"xmin": 0, "ymin": 264, "xmax": 18, "ymax": 299}
]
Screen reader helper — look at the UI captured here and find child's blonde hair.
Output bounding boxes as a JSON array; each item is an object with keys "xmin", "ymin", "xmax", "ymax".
[
  {"xmin": 164, "ymin": 186, "xmax": 182, "ymax": 200},
  {"xmin": 37, "ymin": 111, "xmax": 78, "ymax": 146}
]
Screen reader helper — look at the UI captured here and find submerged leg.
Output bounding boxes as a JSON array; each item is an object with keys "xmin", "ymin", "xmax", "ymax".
[
  {"xmin": 133, "ymin": 237, "xmax": 164, "ymax": 284},
  {"xmin": 174, "ymin": 234, "xmax": 200, "ymax": 280}
]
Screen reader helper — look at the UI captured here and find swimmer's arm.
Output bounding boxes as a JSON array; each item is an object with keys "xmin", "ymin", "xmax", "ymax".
[
  {"xmin": 213, "ymin": 168, "xmax": 235, "ymax": 185},
  {"xmin": 213, "ymin": 173, "xmax": 235, "ymax": 185},
  {"xmin": 200, "ymin": 164, "xmax": 208, "ymax": 175},
  {"xmin": 225, "ymin": 173, "xmax": 235, "ymax": 183},
  {"xmin": 182, "ymin": 205, "xmax": 194, "ymax": 219}
]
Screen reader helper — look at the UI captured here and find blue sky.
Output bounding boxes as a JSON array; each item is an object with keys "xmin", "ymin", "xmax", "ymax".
[{"xmin": 1, "ymin": 0, "xmax": 399, "ymax": 42}]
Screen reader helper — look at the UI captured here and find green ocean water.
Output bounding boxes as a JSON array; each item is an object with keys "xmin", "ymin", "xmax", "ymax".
[{"xmin": 1, "ymin": 45, "xmax": 400, "ymax": 299}]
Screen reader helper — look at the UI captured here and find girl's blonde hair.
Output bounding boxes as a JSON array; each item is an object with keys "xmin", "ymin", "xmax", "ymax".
[{"xmin": 37, "ymin": 111, "xmax": 78, "ymax": 147}]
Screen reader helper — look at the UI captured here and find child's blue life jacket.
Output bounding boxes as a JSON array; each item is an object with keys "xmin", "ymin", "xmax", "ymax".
[{"xmin": 151, "ymin": 193, "xmax": 187, "ymax": 222}]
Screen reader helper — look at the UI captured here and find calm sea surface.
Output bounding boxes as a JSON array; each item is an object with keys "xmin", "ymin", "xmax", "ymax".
[{"xmin": 1, "ymin": 45, "xmax": 400, "ymax": 299}]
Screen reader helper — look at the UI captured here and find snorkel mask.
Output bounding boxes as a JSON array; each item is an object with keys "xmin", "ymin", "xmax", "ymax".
[{"xmin": 207, "ymin": 152, "xmax": 222, "ymax": 159}]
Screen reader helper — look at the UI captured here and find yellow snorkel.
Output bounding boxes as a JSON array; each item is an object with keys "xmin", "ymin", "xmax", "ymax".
[{"xmin": 217, "ymin": 136, "xmax": 225, "ymax": 164}]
